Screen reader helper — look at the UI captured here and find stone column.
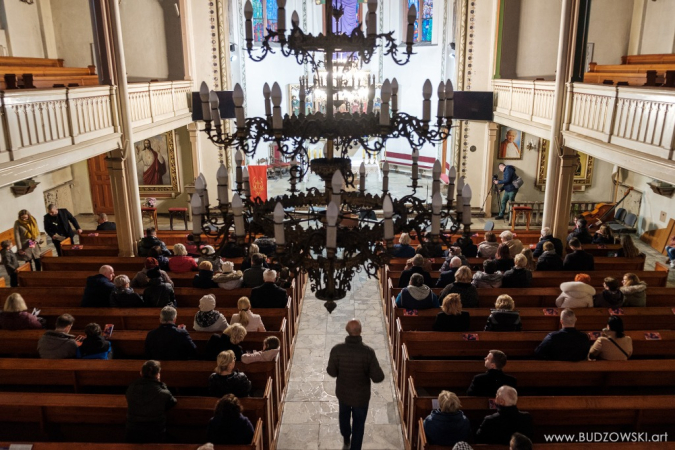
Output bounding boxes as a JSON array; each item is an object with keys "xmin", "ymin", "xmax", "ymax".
[
  {"xmin": 552, "ymin": 149, "xmax": 578, "ymax": 239},
  {"xmin": 541, "ymin": 0, "xmax": 574, "ymax": 231},
  {"xmin": 482, "ymin": 123, "xmax": 499, "ymax": 217},
  {"xmin": 106, "ymin": 153, "xmax": 135, "ymax": 256}
]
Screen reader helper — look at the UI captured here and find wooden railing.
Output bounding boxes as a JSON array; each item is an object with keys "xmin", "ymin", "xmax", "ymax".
[
  {"xmin": 492, "ymin": 79, "xmax": 556, "ymax": 126},
  {"xmin": 509, "ymin": 200, "xmax": 602, "ymax": 227}
]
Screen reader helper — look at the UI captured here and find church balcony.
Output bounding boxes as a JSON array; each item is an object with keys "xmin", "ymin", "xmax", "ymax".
[
  {"xmin": 0, "ymin": 81, "xmax": 193, "ymax": 187},
  {"xmin": 492, "ymin": 79, "xmax": 556, "ymax": 139}
]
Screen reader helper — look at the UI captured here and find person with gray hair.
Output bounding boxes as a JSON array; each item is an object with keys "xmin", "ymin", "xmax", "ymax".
[
  {"xmin": 532, "ymin": 226, "xmax": 563, "ymax": 257},
  {"xmin": 475, "ymin": 385, "xmax": 532, "ymax": 445},
  {"xmin": 399, "ymin": 253, "xmax": 433, "ymax": 288},
  {"xmin": 436, "ymin": 256, "xmax": 462, "ymax": 289},
  {"xmin": 81, "ymin": 265, "xmax": 116, "ymax": 307},
  {"xmin": 110, "ymin": 274, "xmax": 144, "ymax": 307},
  {"xmin": 144, "ymin": 306, "xmax": 197, "ymax": 360},
  {"xmin": 327, "ymin": 319, "xmax": 385, "ymax": 450},
  {"xmin": 96, "ymin": 212, "xmax": 116, "ymax": 231},
  {"xmin": 250, "ymin": 268, "xmax": 288, "ymax": 309},
  {"xmin": 423, "ymin": 390, "xmax": 471, "ymax": 446},
  {"xmin": 499, "ymin": 230, "xmax": 524, "ymax": 258},
  {"xmin": 534, "ymin": 308, "xmax": 590, "ymax": 361}
]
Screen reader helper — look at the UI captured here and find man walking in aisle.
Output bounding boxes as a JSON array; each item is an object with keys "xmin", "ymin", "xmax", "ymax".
[{"xmin": 327, "ymin": 319, "xmax": 385, "ymax": 450}]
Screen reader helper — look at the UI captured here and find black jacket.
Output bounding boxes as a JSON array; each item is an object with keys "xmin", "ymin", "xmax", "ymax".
[
  {"xmin": 43, "ymin": 209, "xmax": 80, "ymax": 240},
  {"xmin": 567, "ymin": 227, "xmax": 593, "ymax": 244},
  {"xmin": 435, "ymin": 268, "xmax": 458, "ymax": 289},
  {"xmin": 593, "ymin": 289, "xmax": 624, "ymax": 308},
  {"xmin": 242, "ymin": 266, "xmax": 266, "ymax": 288},
  {"xmin": 485, "ymin": 310, "xmax": 522, "ymax": 332},
  {"xmin": 439, "ymin": 282, "xmax": 479, "ymax": 308},
  {"xmin": 208, "ymin": 371, "xmax": 252, "ymax": 398},
  {"xmin": 563, "ymin": 250, "xmax": 595, "ymax": 271},
  {"xmin": 138, "ymin": 236, "xmax": 170, "ymax": 257},
  {"xmin": 535, "ymin": 251, "xmax": 564, "ymax": 271},
  {"xmin": 532, "ymin": 235, "xmax": 564, "ymax": 257},
  {"xmin": 206, "ymin": 334, "xmax": 243, "ymax": 361},
  {"xmin": 144, "ymin": 323, "xmax": 197, "ymax": 360},
  {"xmin": 494, "ymin": 258, "xmax": 514, "ymax": 272},
  {"xmin": 81, "ymin": 274, "xmax": 115, "ymax": 307},
  {"xmin": 78, "ymin": 335, "xmax": 109, "ymax": 357},
  {"xmin": 475, "ymin": 405, "xmax": 533, "ymax": 445},
  {"xmin": 96, "ymin": 221, "xmax": 116, "ymax": 231},
  {"xmin": 110, "ymin": 287, "xmax": 144, "ymax": 308},
  {"xmin": 251, "ymin": 282, "xmax": 288, "ymax": 308},
  {"xmin": 327, "ymin": 335, "xmax": 385, "ymax": 407},
  {"xmin": 497, "ymin": 165, "xmax": 518, "ymax": 193},
  {"xmin": 467, "ymin": 369, "xmax": 517, "ymax": 397},
  {"xmin": 398, "ymin": 266, "xmax": 433, "ymax": 288},
  {"xmin": 125, "ymin": 377, "xmax": 177, "ymax": 431},
  {"xmin": 207, "ymin": 412, "xmax": 255, "ymax": 445},
  {"xmin": 501, "ymin": 267, "xmax": 532, "ymax": 288},
  {"xmin": 592, "ymin": 233, "xmax": 613, "ymax": 244},
  {"xmin": 143, "ymin": 279, "xmax": 176, "ymax": 308},
  {"xmin": 534, "ymin": 327, "xmax": 590, "ymax": 361},
  {"xmin": 433, "ymin": 311, "xmax": 471, "ymax": 332},
  {"xmin": 193, "ymin": 269, "xmax": 219, "ymax": 289}
]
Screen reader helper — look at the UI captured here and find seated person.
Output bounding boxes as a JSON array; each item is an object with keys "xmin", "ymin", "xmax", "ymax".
[
  {"xmin": 168, "ymin": 243, "xmax": 198, "ymax": 273},
  {"xmin": 423, "ymin": 390, "xmax": 471, "ymax": 446},
  {"xmin": 485, "ymin": 295, "xmax": 522, "ymax": 332},
  {"xmin": 534, "ymin": 308, "xmax": 590, "ymax": 361},
  {"xmin": 441, "ymin": 247, "xmax": 468, "ymax": 269},
  {"xmin": 184, "ymin": 233, "xmax": 201, "ymax": 256},
  {"xmin": 471, "ymin": 259, "xmax": 503, "ymax": 289},
  {"xmin": 455, "ymin": 234, "xmax": 478, "ymax": 258},
  {"xmin": 137, "ymin": 227, "xmax": 170, "ymax": 257},
  {"xmin": 251, "ymin": 269, "xmax": 288, "ymax": 308},
  {"xmin": 475, "ymin": 386, "xmax": 532, "ymax": 445},
  {"xmin": 0, "ymin": 239, "xmax": 19, "ymax": 287},
  {"xmin": 193, "ymin": 261, "xmax": 219, "ymax": 289},
  {"xmin": 467, "ymin": 350, "xmax": 516, "ymax": 397},
  {"xmin": 501, "ymin": 254, "xmax": 532, "ymax": 288},
  {"xmin": 392, "ymin": 232, "xmax": 416, "ymax": 258},
  {"xmin": 563, "ymin": 238, "xmax": 595, "ymax": 271},
  {"xmin": 242, "ymin": 253, "xmax": 267, "ymax": 288},
  {"xmin": 240, "ymin": 244, "xmax": 268, "ymax": 271},
  {"xmin": 556, "ymin": 273, "xmax": 595, "ymax": 308},
  {"xmin": 143, "ymin": 267, "xmax": 176, "ymax": 308},
  {"xmin": 206, "ymin": 323, "xmax": 247, "ymax": 361},
  {"xmin": 213, "ymin": 261, "xmax": 244, "ymax": 290},
  {"xmin": 477, "ymin": 231, "xmax": 499, "ymax": 258},
  {"xmin": 95, "ymin": 213, "xmax": 116, "ymax": 231},
  {"xmin": 131, "ymin": 257, "xmax": 173, "ymax": 288},
  {"xmin": 81, "ymin": 265, "xmax": 115, "ymax": 307},
  {"xmin": 620, "ymin": 272, "xmax": 647, "ymax": 307},
  {"xmin": 194, "ymin": 294, "xmax": 228, "ymax": 333},
  {"xmin": 206, "ymin": 394, "xmax": 255, "ymax": 445},
  {"xmin": 149, "ymin": 245, "xmax": 171, "ymax": 271},
  {"xmin": 77, "ymin": 322, "xmax": 111, "ymax": 359},
  {"xmin": 399, "ymin": 254, "xmax": 433, "ymax": 288},
  {"xmin": 511, "ymin": 433, "xmax": 533, "ymax": 450},
  {"xmin": 37, "ymin": 314, "xmax": 77, "ymax": 359},
  {"xmin": 621, "ymin": 235, "xmax": 643, "ymax": 258},
  {"xmin": 396, "ymin": 273, "xmax": 439, "ymax": 310},
  {"xmin": 532, "ymin": 226, "xmax": 563, "ymax": 257},
  {"xmin": 230, "ymin": 296, "xmax": 265, "ymax": 332},
  {"xmin": 520, "ymin": 248, "xmax": 536, "ymax": 271},
  {"xmin": 242, "ymin": 336, "xmax": 281, "ymax": 363},
  {"xmin": 110, "ymin": 275, "xmax": 144, "ymax": 307},
  {"xmin": 0, "ymin": 293, "xmax": 44, "ymax": 330},
  {"xmin": 198, "ymin": 245, "xmax": 224, "ymax": 272},
  {"xmin": 433, "ymin": 294, "xmax": 470, "ymax": 332},
  {"xmin": 534, "ymin": 241, "xmax": 563, "ymax": 271},
  {"xmin": 144, "ymin": 306, "xmax": 197, "ymax": 360},
  {"xmin": 208, "ymin": 350, "xmax": 252, "ymax": 398},
  {"xmin": 276, "ymin": 266, "xmax": 292, "ymax": 288},
  {"xmin": 593, "ymin": 277, "xmax": 624, "ymax": 307},
  {"xmin": 439, "ymin": 266, "xmax": 479, "ymax": 308},
  {"xmin": 666, "ymin": 234, "xmax": 675, "ymax": 267},
  {"xmin": 592, "ymin": 225, "xmax": 613, "ymax": 244},
  {"xmin": 253, "ymin": 235, "xmax": 277, "ymax": 256},
  {"xmin": 588, "ymin": 316, "xmax": 633, "ymax": 361},
  {"xmin": 499, "ymin": 231, "xmax": 523, "ymax": 258},
  {"xmin": 436, "ymin": 257, "xmax": 462, "ymax": 289},
  {"xmin": 404, "ymin": 246, "xmax": 434, "ymax": 272},
  {"xmin": 494, "ymin": 243, "xmax": 515, "ymax": 272},
  {"xmin": 567, "ymin": 217, "xmax": 593, "ymax": 244}
]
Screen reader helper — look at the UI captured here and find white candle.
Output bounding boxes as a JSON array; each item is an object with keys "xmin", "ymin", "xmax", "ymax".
[
  {"xmin": 326, "ymin": 201, "xmax": 339, "ymax": 250},
  {"xmin": 263, "ymin": 83, "xmax": 271, "ymax": 117},
  {"xmin": 199, "ymin": 82, "xmax": 211, "ymax": 121},
  {"xmin": 380, "ymin": 79, "xmax": 391, "ymax": 126},
  {"xmin": 431, "ymin": 192, "xmax": 442, "ymax": 236},
  {"xmin": 273, "ymin": 202, "xmax": 285, "ymax": 246},
  {"xmin": 232, "ymin": 194, "xmax": 246, "ymax": 238},
  {"xmin": 411, "ymin": 148, "xmax": 419, "ymax": 180},
  {"xmin": 462, "ymin": 184, "xmax": 472, "ymax": 226},
  {"xmin": 367, "ymin": 0, "xmax": 377, "ymax": 37},
  {"xmin": 244, "ymin": 1, "xmax": 253, "ymax": 49},
  {"xmin": 359, "ymin": 161, "xmax": 366, "ymax": 193},
  {"xmin": 437, "ymin": 81, "xmax": 445, "ymax": 119},
  {"xmin": 233, "ymin": 83, "xmax": 245, "ymax": 130},
  {"xmin": 383, "ymin": 195, "xmax": 394, "ymax": 241},
  {"xmin": 217, "ymin": 163, "xmax": 229, "ymax": 206},
  {"xmin": 422, "ymin": 79, "xmax": 432, "ymax": 122},
  {"xmin": 445, "ymin": 79, "xmax": 454, "ymax": 118},
  {"xmin": 271, "ymin": 82, "xmax": 283, "ymax": 130},
  {"xmin": 432, "ymin": 159, "xmax": 441, "ymax": 197}
]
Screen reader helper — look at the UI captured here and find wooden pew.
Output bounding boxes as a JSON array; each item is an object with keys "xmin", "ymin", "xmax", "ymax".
[
  {"xmin": 622, "ymin": 54, "xmax": 675, "ymax": 65},
  {"xmin": 0, "ymin": 391, "xmax": 269, "ymax": 448},
  {"xmin": 40, "ymin": 256, "xmax": 245, "ymax": 272},
  {"xmin": 78, "ymin": 230, "xmax": 219, "ymax": 247},
  {"xmin": 0, "ymin": 56, "xmax": 65, "ymax": 67}
]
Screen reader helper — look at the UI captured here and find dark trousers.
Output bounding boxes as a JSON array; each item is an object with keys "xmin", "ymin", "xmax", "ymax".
[
  {"xmin": 53, "ymin": 238, "xmax": 63, "ymax": 257},
  {"xmin": 339, "ymin": 402, "xmax": 368, "ymax": 450},
  {"xmin": 7, "ymin": 268, "xmax": 17, "ymax": 287},
  {"xmin": 125, "ymin": 425, "xmax": 166, "ymax": 443},
  {"xmin": 32, "ymin": 258, "xmax": 41, "ymax": 271}
]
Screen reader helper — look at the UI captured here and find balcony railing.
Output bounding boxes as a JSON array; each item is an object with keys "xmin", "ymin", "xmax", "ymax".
[
  {"xmin": 0, "ymin": 80, "xmax": 192, "ymax": 164},
  {"xmin": 509, "ymin": 200, "xmax": 603, "ymax": 227},
  {"xmin": 493, "ymin": 79, "xmax": 556, "ymax": 127}
]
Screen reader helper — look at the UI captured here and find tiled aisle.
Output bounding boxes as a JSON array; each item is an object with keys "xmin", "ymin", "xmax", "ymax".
[{"xmin": 276, "ymin": 273, "xmax": 405, "ymax": 450}]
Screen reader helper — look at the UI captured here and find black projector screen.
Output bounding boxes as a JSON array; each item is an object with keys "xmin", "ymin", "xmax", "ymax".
[{"xmin": 453, "ymin": 91, "xmax": 494, "ymax": 122}]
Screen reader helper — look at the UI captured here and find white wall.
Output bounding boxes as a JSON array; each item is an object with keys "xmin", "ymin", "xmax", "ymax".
[
  {"xmin": 1, "ymin": 0, "xmax": 44, "ymax": 57},
  {"xmin": 50, "ymin": 0, "xmax": 94, "ymax": 67},
  {"xmin": 513, "ymin": 0, "xmax": 561, "ymax": 79},
  {"xmin": 640, "ymin": 0, "xmax": 675, "ymax": 54},
  {"xmin": 587, "ymin": 0, "xmax": 633, "ymax": 65},
  {"xmin": 120, "ymin": 0, "xmax": 169, "ymax": 80},
  {"xmin": 70, "ymin": 160, "xmax": 93, "ymax": 216},
  {"xmin": 621, "ymin": 170, "xmax": 675, "ymax": 235}
]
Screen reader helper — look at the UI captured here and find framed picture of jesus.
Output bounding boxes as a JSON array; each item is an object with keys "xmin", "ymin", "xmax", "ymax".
[{"xmin": 135, "ymin": 131, "xmax": 180, "ymax": 195}]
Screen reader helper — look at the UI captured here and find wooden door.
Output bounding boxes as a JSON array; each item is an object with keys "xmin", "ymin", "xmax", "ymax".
[{"xmin": 87, "ymin": 153, "xmax": 114, "ymax": 214}]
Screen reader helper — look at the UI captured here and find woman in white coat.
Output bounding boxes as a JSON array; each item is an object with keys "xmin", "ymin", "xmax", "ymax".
[{"xmin": 555, "ymin": 273, "xmax": 595, "ymax": 308}]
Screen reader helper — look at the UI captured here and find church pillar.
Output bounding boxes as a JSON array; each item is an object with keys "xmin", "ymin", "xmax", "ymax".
[
  {"xmin": 552, "ymin": 149, "xmax": 578, "ymax": 239},
  {"xmin": 541, "ymin": 0, "xmax": 575, "ymax": 233},
  {"xmin": 482, "ymin": 123, "xmax": 499, "ymax": 217},
  {"xmin": 106, "ymin": 0, "xmax": 143, "ymax": 242},
  {"xmin": 106, "ymin": 153, "xmax": 135, "ymax": 257}
]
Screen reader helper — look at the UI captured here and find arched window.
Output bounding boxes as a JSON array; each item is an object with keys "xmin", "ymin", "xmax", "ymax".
[
  {"xmin": 251, "ymin": 0, "xmax": 278, "ymax": 43},
  {"xmin": 320, "ymin": 0, "xmax": 363, "ymax": 35},
  {"xmin": 406, "ymin": 0, "xmax": 433, "ymax": 43}
]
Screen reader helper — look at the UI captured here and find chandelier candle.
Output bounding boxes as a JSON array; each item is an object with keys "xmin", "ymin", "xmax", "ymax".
[
  {"xmin": 273, "ymin": 203, "xmax": 285, "ymax": 246},
  {"xmin": 406, "ymin": 5, "xmax": 416, "ymax": 53},
  {"xmin": 437, "ymin": 81, "xmax": 446, "ymax": 119},
  {"xmin": 391, "ymin": 78, "xmax": 399, "ymax": 113},
  {"xmin": 380, "ymin": 79, "xmax": 391, "ymax": 126},
  {"xmin": 199, "ymin": 82, "xmax": 211, "ymax": 121},
  {"xmin": 232, "ymin": 194, "xmax": 246, "ymax": 240},
  {"xmin": 235, "ymin": 150, "xmax": 243, "ymax": 192},
  {"xmin": 263, "ymin": 83, "xmax": 272, "ymax": 117},
  {"xmin": 359, "ymin": 162, "xmax": 366, "ymax": 193},
  {"xmin": 447, "ymin": 165, "xmax": 457, "ymax": 206},
  {"xmin": 242, "ymin": 167, "xmax": 250, "ymax": 198},
  {"xmin": 209, "ymin": 91, "xmax": 221, "ymax": 127},
  {"xmin": 462, "ymin": 184, "xmax": 473, "ymax": 226},
  {"xmin": 422, "ymin": 80, "xmax": 432, "ymax": 124},
  {"xmin": 412, "ymin": 149, "xmax": 420, "ymax": 181},
  {"xmin": 276, "ymin": 0, "xmax": 286, "ymax": 36},
  {"xmin": 382, "ymin": 161, "xmax": 390, "ymax": 194},
  {"xmin": 456, "ymin": 175, "xmax": 465, "ymax": 212},
  {"xmin": 271, "ymin": 83, "xmax": 283, "ymax": 130},
  {"xmin": 445, "ymin": 79, "xmax": 455, "ymax": 117},
  {"xmin": 217, "ymin": 164, "xmax": 229, "ymax": 206},
  {"xmin": 331, "ymin": 170, "xmax": 343, "ymax": 206},
  {"xmin": 432, "ymin": 160, "xmax": 441, "ymax": 197},
  {"xmin": 367, "ymin": 0, "xmax": 377, "ymax": 37},
  {"xmin": 190, "ymin": 194, "xmax": 203, "ymax": 235},
  {"xmin": 383, "ymin": 195, "xmax": 394, "ymax": 242},
  {"xmin": 244, "ymin": 1, "xmax": 253, "ymax": 49},
  {"xmin": 326, "ymin": 201, "xmax": 339, "ymax": 252},
  {"xmin": 431, "ymin": 192, "xmax": 442, "ymax": 237},
  {"xmin": 233, "ymin": 84, "xmax": 245, "ymax": 132}
]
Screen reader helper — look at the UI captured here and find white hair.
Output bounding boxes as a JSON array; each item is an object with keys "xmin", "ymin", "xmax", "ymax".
[
  {"xmin": 160, "ymin": 306, "xmax": 177, "ymax": 323},
  {"xmin": 541, "ymin": 227, "xmax": 551, "ymax": 237},
  {"xmin": 497, "ymin": 385, "xmax": 518, "ymax": 406},
  {"xmin": 500, "ymin": 230, "xmax": 513, "ymax": 241},
  {"xmin": 263, "ymin": 269, "xmax": 277, "ymax": 282},
  {"xmin": 450, "ymin": 257, "xmax": 462, "ymax": 268}
]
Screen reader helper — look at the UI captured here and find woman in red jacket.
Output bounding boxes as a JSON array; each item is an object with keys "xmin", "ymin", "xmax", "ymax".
[
  {"xmin": 168, "ymin": 243, "xmax": 198, "ymax": 273},
  {"xmin": 0, "ymin": 293, "xmax": 44, "ymax": 330}
]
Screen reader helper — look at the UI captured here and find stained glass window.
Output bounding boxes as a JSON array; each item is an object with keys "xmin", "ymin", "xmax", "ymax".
[
  {"xmin": 406, "ymin": 0, "xmax": 432, "ymax": 43},
  {"xmin": 250, "ymin": 0, "xmax": 278, "ymax": 43}
]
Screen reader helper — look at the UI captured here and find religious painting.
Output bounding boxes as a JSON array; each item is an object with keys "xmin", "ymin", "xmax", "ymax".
[
  {"xmin": 535, "ymin": 139, "xmax": 594, "ymax": 190},
  {"xmin": 135, "ymin": 131, "xmax": 180, "ymax": 195},
  {"xmin": 498, "ymin": 126, "xmax": 522, "ymax": 160}
]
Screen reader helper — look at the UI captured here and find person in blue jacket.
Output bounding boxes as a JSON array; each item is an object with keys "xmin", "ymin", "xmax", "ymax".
[
  {"xmin": 493, "ymin": 163, "xmax": 520, "ymax": 220},
  {"xmin": 423, "ymin": 390, "xmax": 471, "ymax": 446}
]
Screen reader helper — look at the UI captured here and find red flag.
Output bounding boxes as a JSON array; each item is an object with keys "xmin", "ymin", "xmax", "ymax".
[{"xmin": 247, "ymin": 165, "xmax": 268, "ymax": 201}]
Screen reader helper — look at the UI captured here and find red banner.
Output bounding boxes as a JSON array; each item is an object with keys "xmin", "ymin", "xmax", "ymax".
[{"xmin": 247, "ymin": 165, "xmax": 268, "ymax": 201}]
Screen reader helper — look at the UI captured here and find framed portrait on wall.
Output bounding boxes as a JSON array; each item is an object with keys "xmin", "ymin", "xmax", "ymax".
[
  {"xmin": 498, "ymin": 126, "xmax": 523, "ymax": 160},
  {"xmin": 536, "ymin": 140, "xmax": 594, "ymax": 190},
  {"xmin": 135, "ymin": 131, "xmax": 180, "ymax": 195}
]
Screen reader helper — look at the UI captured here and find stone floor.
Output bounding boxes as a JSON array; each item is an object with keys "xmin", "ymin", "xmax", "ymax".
[{"xmin": 276, "ymin": 273, "xmax": 405, "ymax": 450}]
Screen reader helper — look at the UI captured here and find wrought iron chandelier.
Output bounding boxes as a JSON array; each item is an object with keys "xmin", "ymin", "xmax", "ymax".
[{"xmin": 192, "ymin": 0, "xmax": 472, "ymax": 302}]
